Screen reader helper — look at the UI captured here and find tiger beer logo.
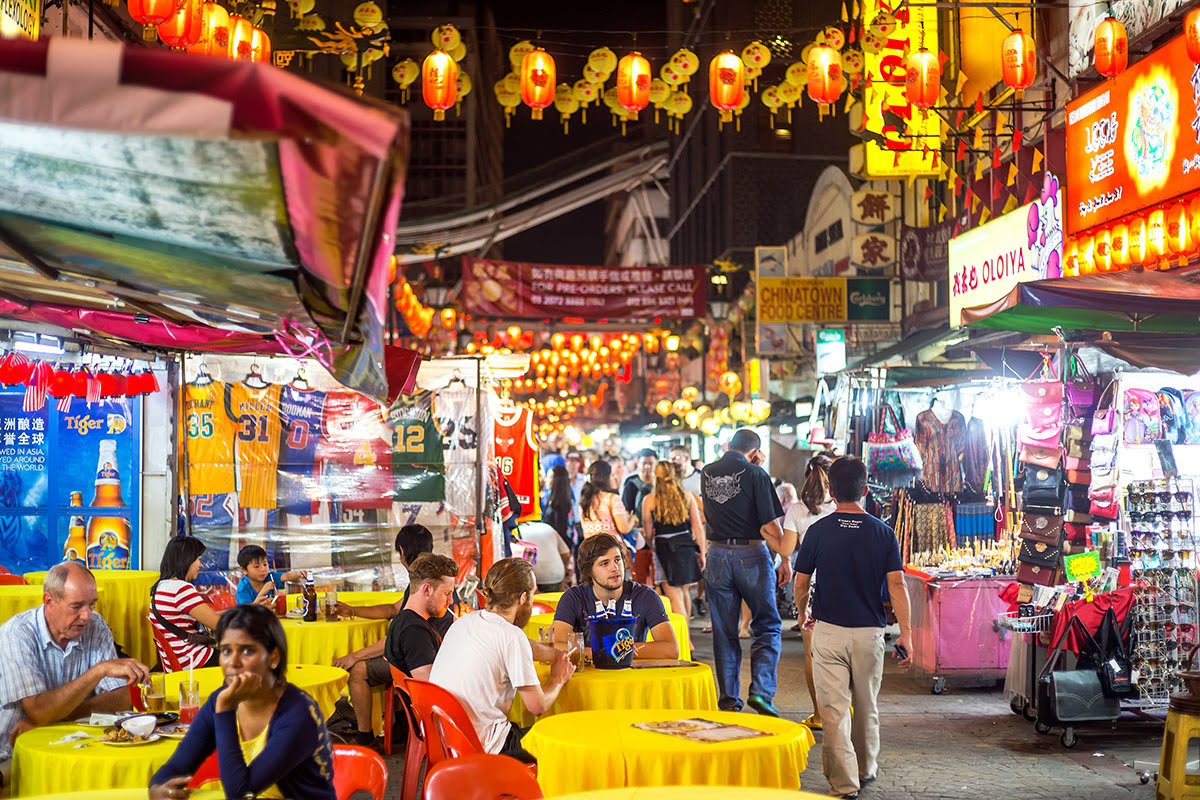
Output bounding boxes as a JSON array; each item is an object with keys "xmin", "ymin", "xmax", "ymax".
[
  {"xmin": 106, "ymin": 415, "xmax": 127, "ymax": 435},
  {"xmin": 98, "ymin": 464, "xmax": 119, "ymax": 480},
  {"xmin": 65, "ymin": 414, "xmax": 128, "ymax": 435},
  {"xmin": 607, "ymin": 628, "xmax": 634, "ymax": 662}
]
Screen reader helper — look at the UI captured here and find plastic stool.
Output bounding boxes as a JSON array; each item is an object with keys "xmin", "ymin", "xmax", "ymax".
[{"xmin": 1157, "ymin": 701, "xmax": 1200, "ymax": 800}]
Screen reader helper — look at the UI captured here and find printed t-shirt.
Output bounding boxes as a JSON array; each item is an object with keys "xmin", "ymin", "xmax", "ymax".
[
  {"xmin": 383, "ymin": 609, "xmax": 442, "ymax": 676},
  {"xmin": 795, "ymin": 512, "xmax": 903, "ymax": 629},
  {"xmin": 229, "ymin": 383, "xmax": 283, "ymax": 509},
  {"xmin": 553, "ymin": 580, "xmax": 669, "ymax": 642},
  {"xmin": 150, "ymin": 579, "xmax": 213, "ymax": 670},
  {"xmin": 184, "ymin": 381, "xmax": 236, "ymax": 495},
  {"xmin": 429, "ymin": 610, "xmax": 539, "ymax": 755},
  {"xmin": 277, "ymin": 385, "xmax": 327, "ymax": 515},
  {"xmin": 700, "ymin": 451, "xmax": 784, "ymax": 541}
]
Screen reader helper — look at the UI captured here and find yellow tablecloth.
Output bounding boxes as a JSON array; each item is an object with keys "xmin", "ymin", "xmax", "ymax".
[
  {"xmin": 546, "ymin": 788, "xmax": 828, "ymax": 800},
  {"xmin": 286, "ymin": 590, "xmax": 405, "ymax": 610},
  {"xmin": 510, "ymin": 661, "xmax": 717, "ymax": 728},
  {"xmin": 279, "ymin": 616, "xmax": 387, "ymax": 665},
  {"xmin": 24, "ymin": 569, "xmax": 158, "ymax": 666},
  {"xmin": 12, "ymin": 722, "xmax": 181, "ymax": 796},
  {"xmin": 161, "ymin": 664, "xmax": 348, "ymax": 720},
  {"xmin": 524, "ymin": 709, "xmax": 814, "ymax": 797},
  {"xmin": 523, "ymin": 611, "xmax": 691, "ymax": 660},
  {"xmin": 21, "ymin": 791, "xmax": 223, "ymax": 800},
  {"xmin": 0, "ymin": 585, "xmax": 106, "ymax": 627}
]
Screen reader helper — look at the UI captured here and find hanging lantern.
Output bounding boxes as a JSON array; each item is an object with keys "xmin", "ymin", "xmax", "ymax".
[
  {"xmin": 157, "ymin": 0, "xmax": 203, "ymax": 49},
  {"xmin": 905, "ymin": 48, "xmax": 940, "ymax": 110},
  {"xmin": 248, "ymin": 26, "xmax": 270, "ymax": 63},
  {"xmin": 423, "ymin": 50, "xmax": 459, "ymax": 121},
  {"xmin": 1147, "ymin": 207, "xmax": 1167, "ymax": 261},
  {"xmin": 227, "ymin": 15, "xmax": 254, "ymax": 59},
  {"xmin": 1110, "ymin": 222, "xmax": 1130, "ymax": 268},
  {"xmin": 616, "ymin": 52, "xmax": 651, "ymax": 119},
  {"xmin": 1077, "ymin": 235, "xmax": 1095, "ymax": 275},
  {"xmin": 1094, "ymin": 17, "xmax": 1128, "ymax": 78},
  {"xmin": 655, "ymin": 399, "xmax": 672, "ymax": 420},
  {"xmin": 128, "ymin": 0, "xmax": 177, "ymax": 40},
  {"xmin": 1001, "ymin": 29, "xmax": 1036, "ymax": 94},
  {"xmin": 509, "ymin": 40, "xmax": 535, "ymax": 70},
  {"xmin": 806, "ymin": 45, "xmax": 843, "ymax": 105},
  {"xmin": 1094, "ymin": 228, "xmax": 1112, "ymax": 272},
  {"xmin": 187, "ymin": 2, "xmax": 229, "ymax": 56},
  {"xmin": 439, "ymin": 308, "xmax": 457, "ymax": 330},
  {"xmin": 588, "ymin": 47, "xmax": 618, "ymax": 74},
  {"xmin": 432, "ymin": 24, "xmax": 461, "ymax": 51},
  {"xmin": 520, "ymin": 48, "xmax": 555, "ymax": 120},
  {"xmin": 1128, "ymin": 215, "xmax": 1148, "ymax": 264},
  {"xmin": 708, "ymin": 50, "xmax": 745, "ymax": 123},
  {"xmin": 1187, "ymin": 8, "xmax": 1200, "ymax": 64},
  {"xmin": 1063, "ymin": 238, "xmax": 1081, "ymax": 277},
  {"xmin": 1169, "ymin": 201, "xmax": 1191, "ymax": 256}
]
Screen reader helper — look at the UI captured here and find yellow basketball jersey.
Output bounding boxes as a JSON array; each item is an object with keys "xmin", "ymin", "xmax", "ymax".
[
  {"xmin": 230, "ymin": 383, "xmax": 283, "ymax": 509},
  {"xmin": 184, "ymin": 381, "xmax": 237, "ymax": 495}
]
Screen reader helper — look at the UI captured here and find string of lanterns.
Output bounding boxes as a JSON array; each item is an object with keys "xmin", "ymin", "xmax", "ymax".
[{"xmin": 127, "ymin": 0, "xmax": 271, "ymax": 61}]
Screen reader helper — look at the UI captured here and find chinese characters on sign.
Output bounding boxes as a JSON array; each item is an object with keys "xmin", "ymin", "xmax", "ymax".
[
  {"xmin": 851, "ymin": 190, "xmax": 900, "ymax": 225},
  {"xmin": 462, "ymin": 259, "xmax": 706, "ymax": 319}
]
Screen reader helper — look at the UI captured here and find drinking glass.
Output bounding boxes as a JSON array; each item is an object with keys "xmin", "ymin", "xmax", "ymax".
[
  {"xmin": 143, "ymin": 674, "xmax": 166, "ymax": 714},
  {"xmin": 179, "ymin": 680, "xmax": 201, "ymax": 724},
  {"xmin": 566, "ymin": 631, "xmax": 586, "ymax": 671},
  {"xmin": 539, "ymin": 626, "xmax": 554, "ymax": 646}
]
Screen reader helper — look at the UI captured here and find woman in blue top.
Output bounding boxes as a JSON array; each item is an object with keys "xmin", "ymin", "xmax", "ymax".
[{"xmin": 149, "ymin": 604, "xmax": 335, "ymax": 800}]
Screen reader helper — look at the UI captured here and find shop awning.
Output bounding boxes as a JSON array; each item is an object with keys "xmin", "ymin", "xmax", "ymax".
[
  {"xmin": 0, "ymin": 37, "xmax": 420, "ymax": 401},
  {"xmin": 960, "ymin": 270, "xmax": 1200, "ymax": 335}
]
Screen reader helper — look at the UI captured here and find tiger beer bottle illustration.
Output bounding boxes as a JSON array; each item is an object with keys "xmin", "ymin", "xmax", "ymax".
[
  {"xmin": 85, "ymin": 439, "xmax": 131, "ymax": 570},
  {"xmin": 63, "ymin": 491, "xmax": 86, "ymax": 563}
]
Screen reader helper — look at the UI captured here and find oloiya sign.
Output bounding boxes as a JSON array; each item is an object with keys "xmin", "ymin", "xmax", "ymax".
[{"xmin": 948, "ymin": 174, "xmax": 1063, "ymax": 327}]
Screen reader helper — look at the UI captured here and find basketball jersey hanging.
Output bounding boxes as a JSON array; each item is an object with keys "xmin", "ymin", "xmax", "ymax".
[
  {"xmin": 494, "ymin": 406, "xmax": 539, "ymax": 522},
  {"xmin": 389, "ymin": 390, "xmax": 446, "ymax": 503},
  {"xmin": 434, "ymin": 383, "xmax": 488, "ymax": 517}
]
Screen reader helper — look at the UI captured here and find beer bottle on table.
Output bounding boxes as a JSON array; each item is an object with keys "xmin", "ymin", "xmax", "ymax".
[
  {"xmin": 63, "ymin": 491, "xmax": 86, "ymax": 562},
  {"xmin": 303, "ymin": 577, "xmax": 317, "ymax": 622},
  {"xmin": 85, "ymin": 440, "xmax": 131, "ymax": 571}
]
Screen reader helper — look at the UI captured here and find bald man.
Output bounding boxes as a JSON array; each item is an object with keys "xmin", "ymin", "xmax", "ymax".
[{"xmin": 0, "ymin": 562, "xmax": 149, "ymax": 773}]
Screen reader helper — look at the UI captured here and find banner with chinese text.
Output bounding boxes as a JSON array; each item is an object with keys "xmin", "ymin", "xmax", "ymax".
[{"xmin": 463, "ymin": 259, "xmax": 706, "ymax": 320}]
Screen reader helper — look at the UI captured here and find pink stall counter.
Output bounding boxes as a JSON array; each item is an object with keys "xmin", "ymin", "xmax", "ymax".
[{"xmin": 901, "ymin": 569, "xmax": 1016, "ymax": 694}]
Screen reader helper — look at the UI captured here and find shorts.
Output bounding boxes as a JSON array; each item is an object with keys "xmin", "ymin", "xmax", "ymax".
[
  {"xmin": 654, "ymin": 534, "xmax": 702, "ymax": 587},
  {"xmin": 364, "ymin": 655, "xmax": 392, "ymax": 687}
]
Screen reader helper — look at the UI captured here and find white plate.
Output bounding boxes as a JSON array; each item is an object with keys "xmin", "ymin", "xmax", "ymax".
[
  {"xmin": 98, "ymin": 733, "xmax": 162, "ymax": 746},
  {"xmin": 73, "ymin": 716, "xmax": 127, "ymax": 728},
  {"xmin": 157, "ymin": 724, "xmax": 190, "ymax": 739}
]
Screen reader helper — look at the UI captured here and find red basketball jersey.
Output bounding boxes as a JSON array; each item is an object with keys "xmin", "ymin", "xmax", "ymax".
[{"xmin": 494, "ymin": 406, "xmax": 539, "ymax": 522}]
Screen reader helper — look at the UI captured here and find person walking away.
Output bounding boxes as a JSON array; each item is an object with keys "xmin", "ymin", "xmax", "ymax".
[
  {"xmin": 579, "ymin": 461, "xmax": 634, "ymax": 540},
  {"xmin": 784, "ymin": 452, "xmax": 837, "ymax": 730},
  {"xmin": 642, "ymin": 462, "xmax": 704, "ymax": 618},
  {"xmin": 700, "ymin": 429, "xmax": 793, "ymax": 716},
  {"xmin": 670, "ymin": 446, "xmax": 707, "ymax": 617},
  {"xmin": 794, "ymin": 456, "xmax": 912, "ymax": 800}
]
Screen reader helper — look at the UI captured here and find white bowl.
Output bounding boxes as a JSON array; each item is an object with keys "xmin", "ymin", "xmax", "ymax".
[{"xmin": 120, "ymin": 713, "xmax": 157, "ymax": 739}]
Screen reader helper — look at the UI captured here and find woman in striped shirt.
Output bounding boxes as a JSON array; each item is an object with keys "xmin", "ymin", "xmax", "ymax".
[{"xmin": 150, "ymin": 536, "xmax": 222, "ymax": 670}]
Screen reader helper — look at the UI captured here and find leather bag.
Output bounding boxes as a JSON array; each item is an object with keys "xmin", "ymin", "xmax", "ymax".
[
  {"xmin": 1066, "ymin": 509, "xmax": 1093, "ymax": 525},
  {"xmin": 1019, "ymin": 539, "xmax": 1062, "ymax": 568},
  {"xmin": 1066, "ymin": 439, "xmax": 1091, "ymax": 460},
  {"xmin": 1020, "ymin": 511, "xmax": 1064, "ymax": 545},
  {"xmin": 1036, "ymin": 616, "xmax": 1121, "ymax": 726},
  {"xmin": 1018, "ymin": 561, "xmax": 1061, "ymax": 586},
  {"xmin": 1064, "ymin": 522, "xmax": 1089, "ymax": 544},
  {"xmin": 1018, "ymin": 444, "xmax": 1062, "ymax": 469},
  {"xmin": 1022, "ymin": 465, "xmax": 1065, "ymax": 509},
  {"xmin": 1066, "ymin": 354, "xmax": 1097, "ymax": 409}
]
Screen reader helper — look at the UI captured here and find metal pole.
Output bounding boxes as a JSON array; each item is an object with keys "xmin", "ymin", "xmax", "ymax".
[{"xmin": 474, "ymin": 356, "xmax": 484, "ymax": 580}]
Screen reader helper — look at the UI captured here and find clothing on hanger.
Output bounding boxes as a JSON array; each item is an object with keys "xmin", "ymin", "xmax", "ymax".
[{"xmin": 913, "ymin": 408, "xmax": 967, "ymax": 493}]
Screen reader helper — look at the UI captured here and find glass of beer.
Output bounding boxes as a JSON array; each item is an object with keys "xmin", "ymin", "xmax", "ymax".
[
  {"xmin": 143, "ymin": 674, "xmax": 166, "ymax": 713},
  {"xmin": 179, "ymin": 680, "xmax": 200, "ymax": 724},
  {"xmin": 539, "ymin": 626, "xmax": 554, "ymax": 646},
  {"xmin": 566, "ymin": 631, "xmax": 585, "ymax": 671}
]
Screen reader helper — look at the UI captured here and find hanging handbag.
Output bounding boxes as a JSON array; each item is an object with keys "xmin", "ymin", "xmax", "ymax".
[
  {"xmin": 1066, "ymin": 353, "xmax": 1098, "ymax": 410},
  {"xmin": 1018, "ymin": 423, "xmax": 1063, "ymax": 450},
  {"xmin": 1068, "ymin": 487, "xmax": 1090, "ymax": 512},
  {"xmin": 1064, "ymin": 424, "xmax": 1090, "ymax": 444},
  {"xmin": 1066, "ymin": 509, "xmax": 1093, "ymax": 525},
  {"xmin": 1066, "ymin": 439, "xmax": 1091, "ymax": 460},
  {"xmin": 1020, "ymin": 511, "xmax": 1064, "ymax": 545},
  {"xmin": 1018, "ymin": 444, "xmax": 1061, "ymax": 469},
  {"xmin": 1065, "ymin": 469, "xmax": 1091, "ymax": 486},
  {"xmin": 1064, "ymin": 522, "xmax": 1089, "ymax": 544},
  {"xmin": 1036, "ymin": 616, "xmax": 1121, "ymax": 726},
  {"xmin": 1093, "ymin": 607, "xmax": 1134, "ymax": 697},
  {"xmin": 1089, "ymin": 498, "xmax": 1119, "ymax": 520},
  {"xmin": 1019, "ymin": 539, "xmax": 1061, "ymax": 568},
  {"xmin": 865, "ymin": 404, "xmax": 923, "ymax": 474},
  {"xmin": 1090, "ymin": 379, "xmax": 1117, "ymax": 436},
  {"xmin": 1017, "ymin": 561, "xmax": 1061, "ymax": 586},
  {"xmin": 1063, "ymin": 455, "xmax": 1089, "ymax": 472},
  {"xmin": 1022, "ymin": 465, "xmax": 1064, "ymax": 508}
]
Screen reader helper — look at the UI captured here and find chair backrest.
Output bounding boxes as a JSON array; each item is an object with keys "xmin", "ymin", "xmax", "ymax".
[
  {"xmin": 185, "ymin": 752, "xmax": 220, "ymax": 790},
  {"xmin": 424, "ymin": 753, "xmax": 544, "ymax": 800},
  {"xmin": 331, "ymin": 743, "xmax": 388, "ymax": 800},
  {"xmin": 205, "ymin": 589, "xmax": 236, "ymax": 610},
  {"xmin": 531, "ymin": 602, "xmax": 554, "ymax": 616},
  {"xmin": 389, "ymin": 665, "xmax": 426, "ymax": 800},
  {"xmin": 405, "ymin": 677, "xmax": 484, "ymax": 766},
  {"xmin": 0, "ymin": 573, "xmax": 27, "ymax": 585},
  {"xmin": 148, "ymin": 616, "xmax": 184, "ymax": 672}
]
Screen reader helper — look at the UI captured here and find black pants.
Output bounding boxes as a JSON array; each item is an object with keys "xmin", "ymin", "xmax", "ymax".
[{"xmin": 500, "ymin": 722, "xmax": 536, "ymax": 763}]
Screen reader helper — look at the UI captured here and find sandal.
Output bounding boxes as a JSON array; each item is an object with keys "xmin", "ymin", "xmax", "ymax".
[
  {"xmin": 702, "ymin": 625, "xmax": 712, "ymax": 633},
  {"xmin": 802, "ymin": 714, "xmax": 823, "ymax": 730}
]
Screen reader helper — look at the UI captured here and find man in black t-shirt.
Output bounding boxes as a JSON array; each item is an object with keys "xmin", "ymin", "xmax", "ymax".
[
  {"xmin": 383, "ymin": 553, "xmax": 458, "ymax": 677},
  {"xmin": 795, "ymin": 457, "xmax": 912, "ymax": 800},
  {"xmin": 621, "ymin": 449, "xmax": 657, "ymax": 518}
]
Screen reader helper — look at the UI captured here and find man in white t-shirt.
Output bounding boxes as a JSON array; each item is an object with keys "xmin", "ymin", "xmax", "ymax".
[{"xmin": 430, "ymin": 557, "xmax": 574, "ymax": 761}]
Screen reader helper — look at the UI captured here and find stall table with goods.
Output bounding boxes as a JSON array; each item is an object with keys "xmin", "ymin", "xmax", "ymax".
[
  {"xmin": 162, "ymin": 664, "xmax": 348, "ymax": 719},
  {"xmin": 523, "ymin": 610, "xmax": 691, "ymax": 660},
  {"xmin": 0, "ymin": 584, "xmax": 107, "ymax": 626},
  {"xmin": 525, "ymin": 709, "xmax": 814, "ymax": 796},
  {"xmin": 509, "ymin": 661, "xmax": 717, "ymax": 727},
  {"xmin": 24, "ymin": 569, "xmax": 157, "ymax": 665}
]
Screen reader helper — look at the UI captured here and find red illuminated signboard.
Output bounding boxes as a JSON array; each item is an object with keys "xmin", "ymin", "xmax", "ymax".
[{"xmin": 1065, "ymin": 34, "xmax": 1200, "ymax": 235}]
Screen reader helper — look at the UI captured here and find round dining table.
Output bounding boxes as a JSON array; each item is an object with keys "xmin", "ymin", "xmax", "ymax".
[
  {"xmin": 278, "ymin": 615, "xmax": 388, "ymax": 665},
  {"xmin": 523, "ymin": 610, "xmax": 691, "ymax": 660},
  {"xmin": 523, "ymin": 709, "xmax": 815, "ymax": 797},
  {"xmin": 24, "ymin": 569, "xmax": 158, "ymax": 665},
  {"xmin": 12, "ymin": 721, "xmax": 181, "ymax": 796},
  {"xmin": 285, "ymin": 590, "xmax": 406, "ymax": 611},
  {"xmin": 544, "ymin": 788, "xmax": 829, "ymax": 800},
  {"xmin": 509, "ymin": 660, "xmax": 717, "ymax": 728},
  {"xmin": 161, "ymin": 664, "xmax": 348, "ymax": 719}
]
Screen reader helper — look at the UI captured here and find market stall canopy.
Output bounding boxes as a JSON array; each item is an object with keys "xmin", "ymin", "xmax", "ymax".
[
  {"xmin": 0, "ymin": 36, "xmax": 419, "ymax": 401},
  {"xmin": 960, "ymin": 270, "xmax": 1200, "ymax": 336}
]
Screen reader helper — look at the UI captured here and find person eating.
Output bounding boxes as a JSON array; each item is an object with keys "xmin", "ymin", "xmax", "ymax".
[
  {"xmin": 550, "ymin": 533, "xmax": 679, "ymax": 660},
  {"xmin": 149, "ymin": 604, "xmax": 336, "ymax": 800}
]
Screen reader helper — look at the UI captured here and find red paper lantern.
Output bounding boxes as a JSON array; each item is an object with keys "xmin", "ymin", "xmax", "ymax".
[
  {"xmin": 127, "ymin": 0, "xmax": 177, "ymax": 40},
  {"xmin": 97, "ymin": 372, "xmax": 117, "ymax": 399},
  {"xmin": 905, "ymin": 48, "xmax": 940, "ymax": 110},
  {"xmin": 1187, "ymin": 8, "xmax": 1200, "ymax": 64},
  {"xmin": 249, "ymin": 26, "xmax": 270, "ymax": 63},
  {"xmin": 616, "ymin": 52, "xmax": 651, "ymax": 119},
  {"xmin": 187, "ymin": 2, "xmax": 230, "ymax": 57},
  {"xmin": 71, "ymin": 369, "xmax": 90, "ymax": 399},
  {"xmin": 157, "ymin": 0, "xmax": 203, "ymax": 49},
  {"xmin": 227, "ymin": 15, "xmax": 254, "ymax": 60},
  {"xmin": 1001, "ymin": 29, "xmax": 1036, "ymax": 93},
  {"xmin": 806, "ymin": 45, "xmax": 843, "ymax": 105},
  {"xmin": 47, "ymin": 367, "xmax": 74, "ymax": 398},
  {"xmin": 422, "ymin": 50, "xmax": 458, "ymax": 121},
  {"xmin": 708, "ymin": 50, "xmax": 745, "ymax": 122},
  {"xmin": 520, "ymin": 48, "xmax": 556, "ymax": 119},
  {"xmin": 1094, "ymin": 17, "xmax": 1128, "ymax": 78},
  {"xmin": 1169, "ymin": 201, "xmax": 1191, "ymax": 255}
]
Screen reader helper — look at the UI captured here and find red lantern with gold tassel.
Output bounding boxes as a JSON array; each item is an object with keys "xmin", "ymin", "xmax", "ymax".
[
  {"xmin": 1094, "ymin": 17, "xmax": 1128, "ymax": 78},
  {"xmin": 806, "ymin": 45, "xmax": 843, "ymax": 105},
  {"xmin": 708, "ymin": 50, "xmax": 745, "ymax": 122},
  {"xmin": 187, "ymin": 2, "xmax": 230, "ymax": 56},
  {"xmin": 520, "ymin": 48, "xmax": 556, "ymax": 120},
  {"xmin": 617, "ymin": 52, "xmax": 652, "ymax": 120},
  {"xmin": 227, "ymin": 14, "xmax": 254, "ymax": 59},
  {"xmin": 248, "ymin": 26, "xmax": 271, "ymax": 64},
  {"xmin": 1187, "ymin": 8, "xmax": 1200, "ymax": 64},
  {"xmin": 1001, "ymin": 29, "xmax": 1036, "ymax": 94},
  {"xmin": 128, "ymin": 0, "xmax": 177, "ymax": 40},
  {"xmin": 423, "ymin": 50, "xmax": 459, "ymax": 121},
  {"xmin": 157, "ymin": 0, "xmax": 203, "ymax": 50},
  {"xmin": 904, "ymin": 48, "xmax": 940, "ymax": 110}
]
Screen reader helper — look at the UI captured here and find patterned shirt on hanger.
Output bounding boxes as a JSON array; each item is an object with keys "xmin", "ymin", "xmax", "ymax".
[{"xmin": 913, "ymin": 409, "xmax": 967, "ymax": 493}]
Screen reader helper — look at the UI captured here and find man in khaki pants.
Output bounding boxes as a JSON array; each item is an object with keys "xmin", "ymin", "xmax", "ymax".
[{"xmin": 794, "ymin": 457, "xmax": 912, "ymax": 799}]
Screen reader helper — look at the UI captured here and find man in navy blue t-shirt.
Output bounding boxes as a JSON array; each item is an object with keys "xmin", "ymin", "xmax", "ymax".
[
  {"xmin": 551, "ymin": 534, "xmax": 678, "ymax": 660},
  {"xmin": 795, "ymin": 456, "xmax": 912, "ymax": 800}
]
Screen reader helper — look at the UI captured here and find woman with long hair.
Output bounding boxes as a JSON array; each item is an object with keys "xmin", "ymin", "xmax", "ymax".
[
  {"xmin": 543, "ymin": 464, "xmax": 575, "ymax": 548},
  {"xmin": 642, "ymin": 461, "xmax": 704, "ymax": 618},
  {"xmin": 150, "ymin": 536, "xmax": 222, "ymax": 671},
  {"xmin": 785, "ymin": 451, "xmax": 837, "ymax": 730},
  {"xmin": 150, "ymin": 604, "xmax": 336, "ymax": 800},
  {"xmin": 579, "ymin": 459, "xmax": 634, "ymax": 539}
]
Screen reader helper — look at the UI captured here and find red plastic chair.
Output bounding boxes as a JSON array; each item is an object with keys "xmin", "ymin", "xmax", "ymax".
[
  {"xmin": 331, "ymin": 743, "xmax": 387, "ymax": 800},
  {"xmin": 0, "ymin": 574, "xmax": 28, "ymax": 585},
  {"xmin": 404, "ymin": 678, "xmax": 484, "ymax": 766},
  {"xmin": 0, "ymin": 563, "xmax": 12, "ymax": 574},
  {"xmin": 531, "ymin": 602, "xmax": 554, "ymax": 616},
  {"xmin": 149, "ymin": 618, "xmax": 185, "ymax": 673},
  {"xmin": 205, "ymin": 589, "xmax": 236, "ymax": 610},
  {"xmin": 424, "ymin": 753, "xmax": 543, "ymax": 800},
  {"xmin": 389, "ymin": 666, "xmax": 426, "ymax": 800},
  {"xmin": 185, "ymin": 752, "xmax": 220, "ymax": 790}
]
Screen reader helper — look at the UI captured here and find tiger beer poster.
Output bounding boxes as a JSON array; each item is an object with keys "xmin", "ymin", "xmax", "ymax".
[{"xmin": 0, "ymin": 390, "xmax": 140, "ymax": 574}]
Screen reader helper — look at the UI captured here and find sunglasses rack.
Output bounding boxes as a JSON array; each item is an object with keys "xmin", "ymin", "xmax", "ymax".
[{"xmin": 1124, "ymin": 478, "xmax": 1200, "ymax": 707}]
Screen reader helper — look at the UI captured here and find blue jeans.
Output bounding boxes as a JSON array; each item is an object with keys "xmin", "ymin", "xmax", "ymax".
[{"xmin": 704, "ymin": 541, "xmax": 781, "ymax": 711}]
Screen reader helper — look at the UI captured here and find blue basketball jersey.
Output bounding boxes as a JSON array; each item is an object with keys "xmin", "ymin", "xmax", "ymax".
[{"xmin": 277, "ymin": 385, "xmax": 327, "ymax": 514}]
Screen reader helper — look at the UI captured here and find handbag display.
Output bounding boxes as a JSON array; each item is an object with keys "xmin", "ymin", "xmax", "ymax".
[
  {"xmin": 1089, "ymin": 498, "xmax": 1118, "ymax": 520},
  {"xmin": 1064, "ymin": 522, "xmax": 1089, "ymax": 544},
  {"xmin": 1095, "ymin": 607, "xmax": 1134, "ymax": 697},
  {"xmin": 1091, "ymin": 408, "xmax": 1116, "ymax": 437},
  {"xmin": 1017, "ymin": 561, "xmax": 1061, "ymax": 586},
  {"xmin": 1066, "ymin": 439, "xmax": 1091, "ymax": 460},
  {"xmin": 1018, "ymin": 444, "xmax": 1062, "ymax": 469},
  {"xmin": 1019, "ymin": 539, "xmax": 1062, "ymax": 568},
  {"xmin": 1020, "ymin": 511, "xmax": 1064, "ymax": 545},
  {"xmin": 1036, "ymin": 616, "xmax": 1121, "ymax": 728},
  {"xmin": 1066, "ymin": 509, "xmax": 1093, "ymax": 525},
  {"xmin": 1022, "ymin": 465, "xmax": 1065, "ymax": 509},
  {"xmin": 865, "ymin": 405, "xmax": 923, "ymax": 475},
  {"xmin": 1065, "ymin": 469, "xmax": 1091, "ymax": 486},
  {"xmin": 1066, "ymin": 354, "xmax": 1097, "ymax": 410}
]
